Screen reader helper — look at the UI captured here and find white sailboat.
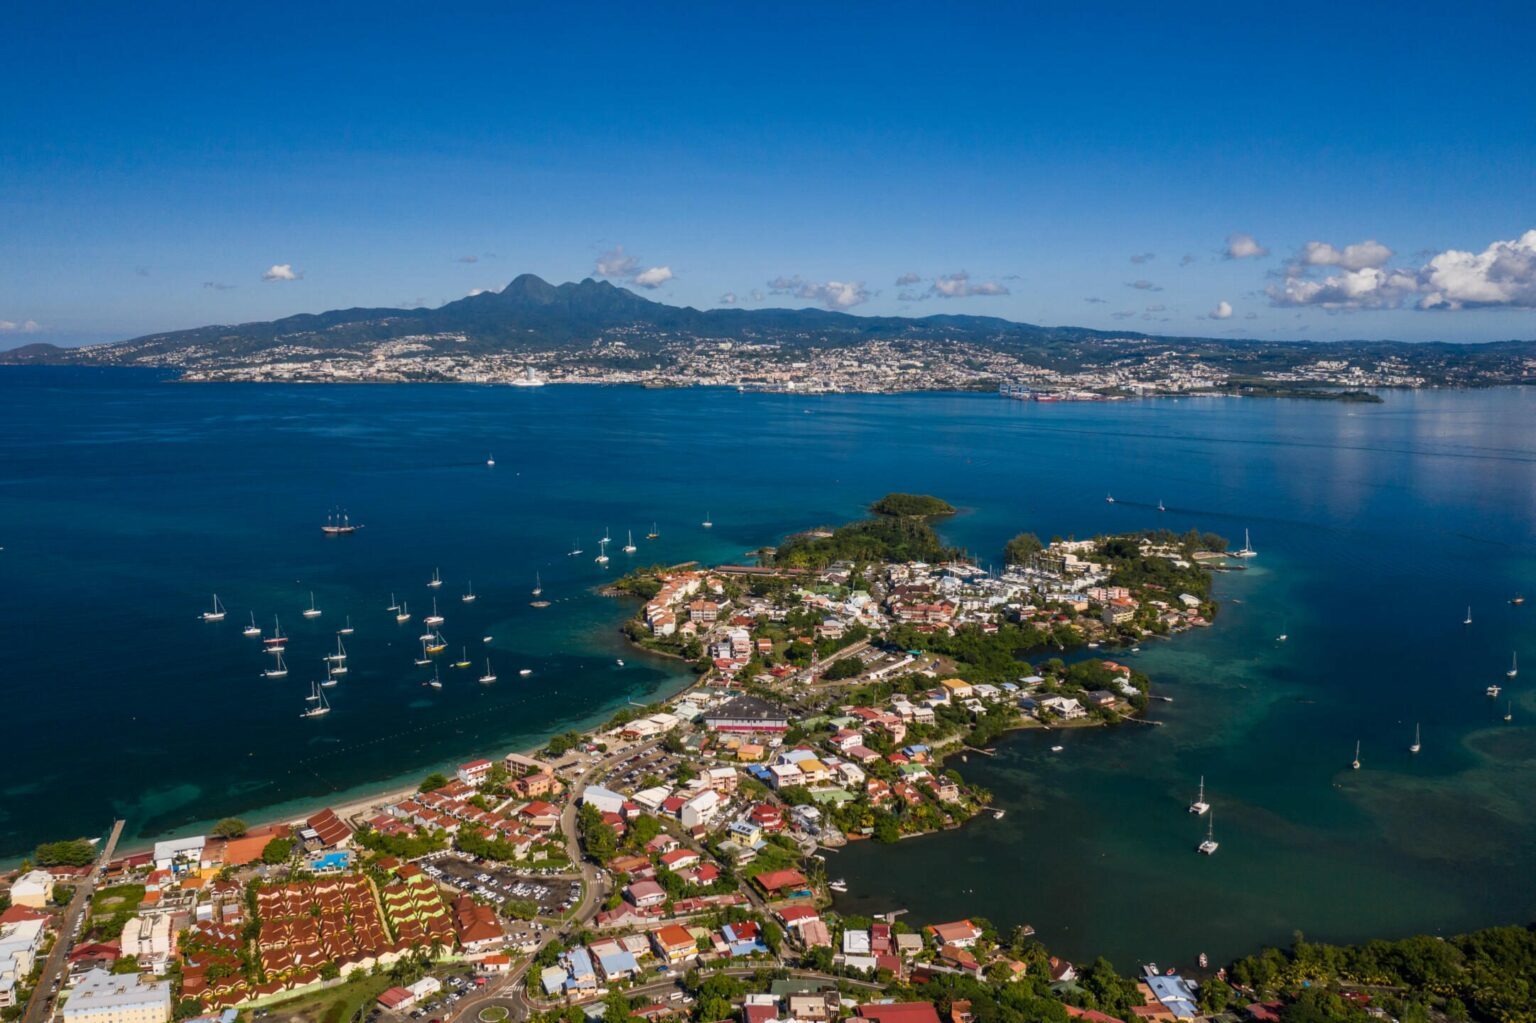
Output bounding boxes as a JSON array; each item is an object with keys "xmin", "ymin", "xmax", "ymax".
[
  {"xmin": 324, "ymin": 637, "xmax": 347, "ymax": 664},
  {"xmin": 201, "ymin": 594, "xmax": 227, "ymax": 622},
  {"xmin": 301, "ymin": 683, "xmax": 330, "ymax": 717},
  {"xmin": 701, "ymin": 511, "xmax": 713, "ymax": 528},
  {"xmin": 263, "ymin": 652, "xmax": 289, "ymax": 679},
  {"xmin": 428, "ymin": 567, "xmax": 443, "ymax": 589},
  {"xmin": 1505, "ymin": 700, "xmax": 1514, "ymax": 722},
  {"xmin": 425, "ymin": 666, "xmax": 443, "ymax": 689},
  {"xmin": 623, "ymin": 529, "xmax": 637, "ymax": 554},
  {"xmin": 396, "ymin": 601, "xmax": 411, "ymax": 624},
  {"xmin": 594, "ymin": 538, "xmax": 609, "ymax": 564},
  {"xmin": 1197, "ymin": 813, "xmax": 1219, "ymax": 855},
  {"xmin": 320, "ymin": 668, "xmax": 340, "ymax": 687},
  {"xmin": 646, "ymin": 522, "xmax": 659, "ymax": 539},
  {"xmin": 243, "ymin": 612, "xmax": 262, "ymax": 637},
  {"xmin": 387, "ymin": 593, "xmax": 400, "ymax": 612},
  {"xmin": 532, "ymin": 573, "xmax": 543, "ymax": 597},
  {"xmin": 1232, "ymin": 529, "xmax": 1257, "ymax": 558},
  {"xmin": 479, "ymin": 658, "xmax": 497, "ymax": 684},
  {"xmin": 461, "ymin": 580, "xmax": 477, "ymax": 603},
  {"xmin": 325, "ymin": 659, "xmax": 347, "ymax": 678},
  {"xmin": 306, "ymin": 683, "xmax": 320, "ymax": 702},
  {"xmin": 302, "ymin": 591, "xmax": 322, "ymax": 618},
  {"xmin": 518, "ymin": 667, "xmax": 533, "ymax": 676},
  {"xmin": 1106, "ymin": 493, "xmax": 1115, "ymax": 504},
  {"xmin": 1157, "ymin": 499, "xmax": 1166, "ymax": 513},
  {"xmin": 338, "ymin": 616, "xmax": 354, "ymax": 636},
  {"xmin": 1188, "ymin": 776, "xmax": 1210, "ymax": 815},
  {"xmin": 1409, "ymin": 723, "xmax": 1421, "ymax": 754},
  {"xmin": 568, "ymin": 539, "xmax": 583, "ymax": 556},
  {"xmin": 1486, "ymin": 681, "xmax": 1502, "ymax": 697},
  {"xmin": 1464, "ymin": 605, "xmax": 1473, "ymax": 625},
  {"xmin": 1507, "ymin": 652, "xmax": 1518, "ymax": 679},
  {"xmin": 486, "ymin": 453, "xmax": 495, "ymax": 467},
  {"xmin": 425, "ymin": 598, "xmax": 444, "ymax": 627},
  {"xmin": 414, "ymin": 638, "xmax": 432, "ymax": 666},
  {"xmin": 1351, "ymin": 740, "xmax": 1361, "ymax": 770}
]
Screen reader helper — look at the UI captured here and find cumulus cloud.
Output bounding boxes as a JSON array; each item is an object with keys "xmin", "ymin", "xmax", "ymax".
[
  {"xmin": 1224, "ymin": 233, "xmax": 1269, "ymax": 260},
  {"xmin": 929, "ymin": 270, "xmax": 1009, "ymax": 298},
  {"xmin": 1210, "ymin": 300, "xmax": 1233, "ymax": 319},
  {"xmin": 632, "ymin": 266, "xmax": 674, "ymax": 289},
  {"xmin": 895, "ymin": 272, "xmax": 922, "ymax": 286},
  {"xmin": 1268, "ymin": 266, "xmax": 1419, "ymax": 309},
  {"xmin": 0, "ymin": 319, "xmax": 41, "ymax": 333},
  {"xmin": 1127, "ymin": 279, "xmax": 1162, "ymax": 291},
  {"xmin": 1130, "ymin": 252, "xmax": 1155, "ymax": 264},
  {"xmin": 718, "ymin": 292, "xmax": 738, "ymax": 305},
  {"xmin": 1418, "ymin": 229, "xmax": 1536, "ymax": 310},
  {"xmin": 1297, "ymin": 239, "xmax": 1392, "ymax": 271},
  {"xmin": 767, "ymin": 275, "xmax": 872, "ymax": 310},
  {"xmin": 262, "ymin": 263, "xmax": 301, "ymax": 281}
]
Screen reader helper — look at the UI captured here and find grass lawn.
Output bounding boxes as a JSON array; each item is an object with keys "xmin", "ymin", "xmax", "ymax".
[{"xmin": 264, "ymin": 973, "xmax": 395, "ymax": 1023}]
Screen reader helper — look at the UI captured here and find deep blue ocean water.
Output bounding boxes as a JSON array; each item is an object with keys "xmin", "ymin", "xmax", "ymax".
[{"xmin": 2, "ymin": 367, "xmax": 1533, "ymax": 967}]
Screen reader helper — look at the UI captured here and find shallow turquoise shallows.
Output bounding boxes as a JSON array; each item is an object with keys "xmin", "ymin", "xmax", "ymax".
[{"xmin": 2, "ymin": 367, "xmax": 1533, "ymax": 967}]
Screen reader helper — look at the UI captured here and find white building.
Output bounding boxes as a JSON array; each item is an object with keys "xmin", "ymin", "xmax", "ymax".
[
  {"xmin": 151, "ymin": 836, "xmax": 205, "ymax": 873},
  {"xmin": 119, "ymin": 914, "xmax": 175, "ymax": 972},
  {"xmin": 62, "ymin": 970, "xmax": 172, "ymax": 1023},
  {"xmin": 679, "ymin": 789, "xmax": 720, "ymax": 828},
  {"xmin": 9, "ymin": 870, "xmax": 55, "ymax": 908},
  {"xmin": 0, "ymin": 918, "xmax": 46, "ymax": 1008}
]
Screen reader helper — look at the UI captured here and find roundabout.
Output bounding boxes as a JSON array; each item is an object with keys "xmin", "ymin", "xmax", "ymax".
[{"xmin": 477, "ymin": 1007, "xmax": 510, "ymax": 1023}]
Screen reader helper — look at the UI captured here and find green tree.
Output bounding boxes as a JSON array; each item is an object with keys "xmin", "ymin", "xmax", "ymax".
[
  {"xmin": 261, "ymin": 837, "xmax": 295, "ymax": 864},
  {"xmin": 211, "ymin": 817, "xmax": 248, "ymax": 838},
  {"xmin": 1003, "ymin": 532, "xmax": 1044, "ymax": 565},
  {"xmin": 418, "ymin": 772, "xmax": 451, "ymax": 793}
]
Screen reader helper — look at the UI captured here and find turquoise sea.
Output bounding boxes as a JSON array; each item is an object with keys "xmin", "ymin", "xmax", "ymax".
[{"xmin": 2, "ymin": 368, "xmax": 1533, "ymax": 968}]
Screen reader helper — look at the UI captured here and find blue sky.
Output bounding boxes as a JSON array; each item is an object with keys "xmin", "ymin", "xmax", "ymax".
[{"xmin": 4, "ymin": 2, "xmax": 1535, "ymax": 346}]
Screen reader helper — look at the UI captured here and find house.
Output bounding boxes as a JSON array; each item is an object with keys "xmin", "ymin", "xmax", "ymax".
[
  {"xmin": 593, "ymin": 946, "xmax": 640, "ymax": 982},
  {"xmin": 453, "ymin": 896, "xmax": 504, "ymax": 952},
  {"xmin": 582, "ymin": 786, "xmax": 626, "ymax": 815},
  {"xmin": 939, "ymin": 678, "xmax": 974, "ymax": 700},
  {"xmin": 650, "ymin": 925, "xmax": 697, "ymax": 964},
  {"xmin": 705, "ymin": 696, "xmax": 791, "ymax": 734},
  {"xmin": 754, "ymin": 869, "xmax": 808, "ymax": 896},
  {"xmin": 8, "ymin": 871, "xmax": 54, "ymax": 909},
  {"xmin": 625, "ymin": 880, "xmax": 667, "ymax": 909},
  {"xmin": 855, "ymin": 1003, "xmax": 942, "ymax": 1023},
  {"xmin": 304, "ymin": 808, "xmax": 353, "ymax": 849},
  {"xmin": 926, "ymin": 919, "xmax": 983, "ymax": 948},
  {"xmin": 1038, "ymin": 695, "xmax": 1086, "ymax": 720},
  {"xmin": 62, "ymin": 970, "xmax": 172, "ymax": 1023},
  {"xmin": 680, "ymin": 789, "xmax": 720, "ymax": 828},
  {"xmin": 457, "ymin": 759, "xmax": 494, "ymax": 787},
  {"xmin": 150, "ymin": 836, "xmax": 205, "ymax": 873},
  {"xmin": 658, "ymin": 848, "xmax": 700, "ymax": 872}
]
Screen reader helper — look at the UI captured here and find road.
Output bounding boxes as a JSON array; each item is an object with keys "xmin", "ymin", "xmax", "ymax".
[{"xmin": 23, "ymin": 819, "xmax": 125, "ymax": 1023}]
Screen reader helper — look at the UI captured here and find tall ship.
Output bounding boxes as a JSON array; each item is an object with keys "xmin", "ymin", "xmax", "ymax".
[{"xmin": 321, "ymin": 509, "xmax": 361, "ymax": 535}]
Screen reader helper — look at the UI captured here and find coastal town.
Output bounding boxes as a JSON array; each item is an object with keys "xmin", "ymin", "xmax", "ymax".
[{"xmin": 2, "ymin": 501, "xmax": 1527, "ymax": 1023}]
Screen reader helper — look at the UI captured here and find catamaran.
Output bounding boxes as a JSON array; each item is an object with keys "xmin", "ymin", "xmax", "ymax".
[
  {"xmin": 201, "ymin": 594, "xmax": 227, "ymax": 622},
  {"xmin": 1507, "ymin": 652, "xmax": 1518, "ymax": 679},
  {"xmin": 1197, "ymin": 813, "xmax": 1219, "ymax": 855},
  {"xmin": 594, "ymin": 538, "xmax": 609, "ymax": 564},
  {"xmin": 1188, "ymin": 776, "xmax": 1210, "ymax": 815},
  {"xmin": 646, "ymin": 522, "xmax": 659, "ymax": 539},
  {"xmin": 1351, "ymin": 740, "xmax": 1361, "ymax": 770},
  {"xmin": 1232, "ymin": 529, "xmax": 1257, "ymax": 558},
  {"xmin": 243, "ymin": 612, "xmax": 262, "ymax": 637},
  {"xmin": 453, "ymin": 646, "xmax": 471, "ymax": 669},
  {"xmin": 623, "ymin": 530, "xmax": 637, "ymax": 554},
  {"xmin": 302, "ymin": 591, "xmax": 322, "ymax": 618},
  {"xmin": 301, "ymin": 683, "xmax": 331, "ymax": 716},
  {"xmin": 479, "ymin": 658, "xmax": 497, "ymax": 684},
  {"xmin": 396, "ymin": 601, "xmax": 411, "ymax": 624},
  {"xmin": 461, "ymin": 580, "xmax": 477, "ymax": 603},
  {"xmin": 338, "ymin": 616, "xmax": 354, "ymax": 636},
  {"xmin": 425, "ymin": 598, "xmax": 444, "ymax": 627},
  {"xmin": 428, "ymin": 567, "xmax": 443, "ymax": 589},
  {"xmin": 264, "ymin": 616, "xmax": 287, "ymax": 649},
  {"xmin": 262, "ymin": 652, "xmax": 289, "ymax": 679},
  {"xmin": 1409, "ymin": 723, "xmax": 1421, "ymax": 754}
]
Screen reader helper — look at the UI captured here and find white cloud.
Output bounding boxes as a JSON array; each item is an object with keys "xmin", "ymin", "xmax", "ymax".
[
  {"xmin": 1210, "ymin": 300, "xmax": 1233, "ymax": 319},
  {"xmin": 632, "ymin": 266, "xmax": 673, "ymax": 289},
  {"xmin": 929, "ymin": 270, "xmax": 1009, "ymax": 298},
  {"xmin": 467, "ymin": 287, "xmax": 494, "ymax": 297},
  {"xmin": 0, "ymin": 319, "xmax": 41, "ymax": 333},
  {"xmin": 895, "ymin": 272, "xmax": 922, "ymax": 286},
  {"xmin": 594, "ymin": 246, "xmax": 639, "ymax": 279},
  {"xmin": 767, "ymin": 275, "xmax": 872, "ymax": 310},
  {"xmin": 1224, "ymin": 233, "xmax": 1269, "ymax": 259},
  {"xmin": 1268, "ymin": 266, "xmax": 1419, "ymax": 309},
  {"xmin": 718, "ymin": 292, "xmax": 738, "ymax": 305},
  {"xmin": 262, "ymin": 263, "xmax": 300, "ymax": 281},
  {"xmin": 1298, "ymin": 239, "xmax": 1392, "ymax": 271},
  {"xmin": 1418, "ymin": 229, "xmax": 1536, "ymax": 310}
]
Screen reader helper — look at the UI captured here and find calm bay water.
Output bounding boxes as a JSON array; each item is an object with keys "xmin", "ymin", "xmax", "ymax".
[{"xmin": 2, "ymin": 368, "xmax": 1533, "ymax": 967}]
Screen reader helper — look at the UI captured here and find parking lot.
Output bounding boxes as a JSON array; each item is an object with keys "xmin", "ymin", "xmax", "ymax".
[
  {"xmin": 417, "ymin": 853, "xmax": 582, "ymax": 916},
  {"xmin": 610, "ymin": 747, "xmax": 683, "ymax": 789}
]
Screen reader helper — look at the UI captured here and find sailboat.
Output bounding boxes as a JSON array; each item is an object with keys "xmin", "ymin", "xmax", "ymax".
[
  {"xmin": 532, "ymin": 573, "xmax": 543, "ymax": 597},
  {"xmin": 1507, "ymin": 652, "xmax": 1518, "ymax": 679},
  {"xmin": 428, "ymin": 567, "xmax": 443, "ymax": 589},
  {"xmin": 201, "ymin": 594, "xmax": 227, "ymax": 622},
  {"xmin": 568, "ymin": 539, "xmax": 583, "ymax": 556},
  {"xmin": 396, "ymin": 601, "xmax": 411, "ymax": 624},
  {"xmin": 426, "ymin": 633, "xmax": 447, "ymax": 654},
  {"xmin": 325, "ymin": 637, "xmax": 347, "ymax": 663},
  {"xmin": 264, "ymin": 616, "xmax": 288, "ymax": 649},
  {"xmin": 646, "ymin": 522, "xmax": 659, "ymax": 539},
  {"xmin": 425, "ymin": 598, "xmax": 444, "ymax": 627},
  {"xmin": 325, "ymin": 658, "xmax": 347, "ymax": 678},
  {"xmin": 1505, "ymin": 700, "xmax": 1514, "ymax": 722},
  {"xmin": 262, "ymin": 652, "xmax": 289, "ymax": 679},
  {"xmin": 602, "ymin": 526, "xmax": 612, "ymax": 544},
  {"xmin": 306, "ymin": 684, "xmax": 320, "ymax": 702},
  {"xmin": 1157, "ymin": 499, "xmax": 1166, "ymax": 513},
  {"xmin": 387, "ymin": 593, "xmax": 400, "ymax": 612},
  {"xmin": 1106, "ymin": 493, "xmax": 1115, "ymax": 504},
  {"xmin": 1232, "ymin": 529, "xmax": 1257, "ymax": 558},
  {"xmin": 1197, "ymin": 813, "xmax": 1219, "ymax": 855},
  {"xmin": 1511, "ymin": 593, "xmax": 1526, "ymax": 606},
  {"xmin": 623, "ymin": 530, "xmax": 637, "ymax": 554},
  {"xmin": 321, "ymin": 509, "xmax": 359, "ymax": 535},
  {"xmin": 518, "ymin": 667, "xmax": 533, "ymax": 676},
  {"xmin": 461, "ymin": 580, "xmax": 477, "ymax": 603},
  {"xmin": 1188, "ymin": 776, "xmax": 1210, "ymax": 815},
  {"xmin": 302, "ymin": 592, "xmax": 322, "ymax": 619},
  {"xmin": 1464, "ymin": 605, "xmax": 1473, "ymax": 625},
  {"xmin": 424, "ymin": 666, "xmax": 443, "ymax": 689},
  {"xmin": 595, "ymin": 538, "xmax": 609, "ymax": 564},
  {"xmin": 338, "ymin": 616, "xmax": 354, "ymax": 636},
  {"xmin": 301, "ymin": 683, "xmax": 331, "ymax": 717},
  {"xmin": 1409, "ymin": 723, "xmax": 1421, "ymax": 755},
  {"xmin": 1486, "ymin": 680, "xmax": 1502, "ymax": 697},
  {"xmin": 479, "ymin": 658, "xmax": 497, "ymax": 684},
  {"xmin": 486, "ymin": 453, "xmax": 495, "ymax": 467},
  {"xmin": 1351, "ymin": 740, "xmax": 1361, "ymax": 770},
  {"xmin": 453, "ymin": 646, "xmax": 472, "ymax": 669},
  {"xmin": 701, "ymin": 511, "xmax": 713, "ymax": 528},
  {"xmin": 243, "ymin": 612, "xmax": 262, "ymax": 637},
  {"xmin": 320, "ymin": 667, "xmax": 340, "ymax": 686},
  {"xmin": 414, "ymin": 638, "xmax": 432, "ymax": 666}
]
